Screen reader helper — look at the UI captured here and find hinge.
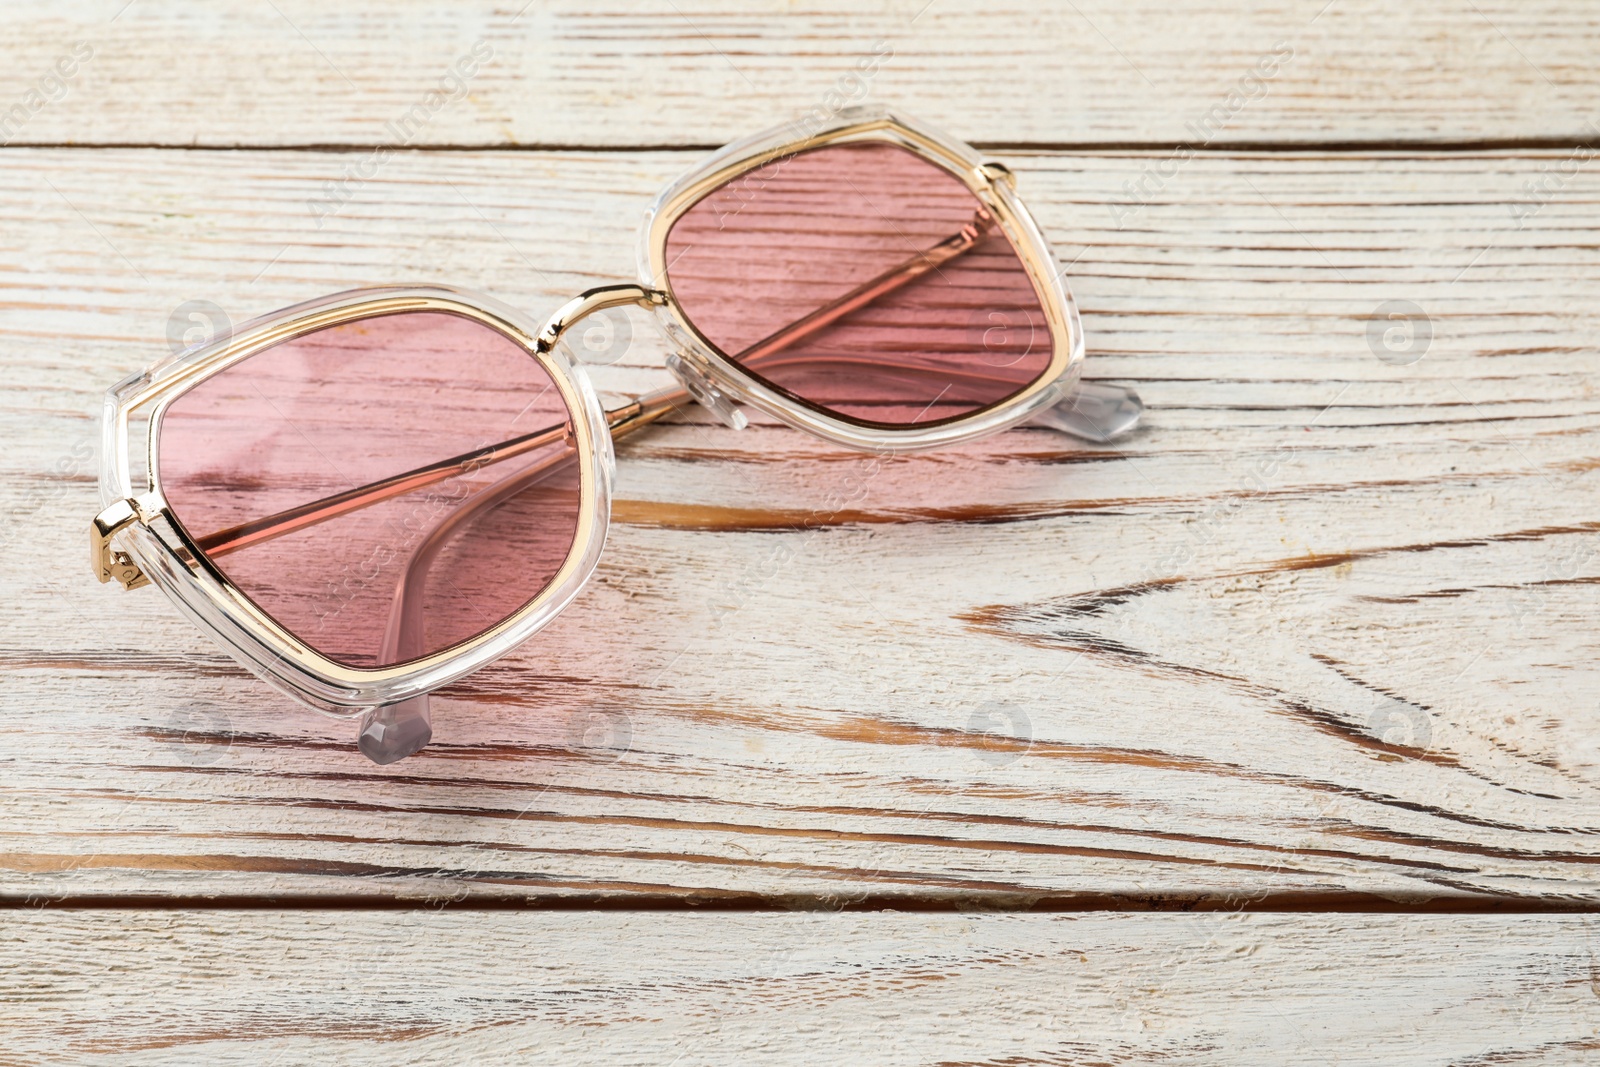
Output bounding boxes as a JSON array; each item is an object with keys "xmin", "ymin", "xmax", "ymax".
[
  {"xmin": 977, "ymin": 161, "xmax": 1017, "ymax": 190},
  {"xmin": 91, "ymin": 498, "xmax": 150, "ymax": 590}
]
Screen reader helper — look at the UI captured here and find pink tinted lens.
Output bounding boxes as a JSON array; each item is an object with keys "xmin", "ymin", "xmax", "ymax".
[
  {"xmin": 664, "ymin": 141, "xmax": 1054, "ymax": 426},
  {"xmin": 158, "ymin": 311, "xmax": 583, "ymax": 670}
]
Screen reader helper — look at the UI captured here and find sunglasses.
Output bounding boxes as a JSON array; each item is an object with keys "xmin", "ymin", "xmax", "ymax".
[{"xmin": 89, "ymin": 107, "xmax": 1142, "ymax": 765}]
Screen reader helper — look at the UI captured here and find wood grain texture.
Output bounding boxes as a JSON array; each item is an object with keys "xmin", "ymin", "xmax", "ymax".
[
  {"xmin": 6, "ymin": 5, "xmax": 1596, "ymax": 1061},
  {"xmin": 2, "ymin": 146, "xmax": 1597, "ymax": 905},
  {"xmin": 2, "ymin": 911, "xmax": 1598, "ymax": 1065},
  {"xmin": 2, "ymin": 1, "xmax": 1599, "ymax": 148}
]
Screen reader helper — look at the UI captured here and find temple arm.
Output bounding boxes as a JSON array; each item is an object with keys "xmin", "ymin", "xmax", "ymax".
[
  {"xmin": 733, "ymin": 208, "xmax": 997, "ymax": 368},
  {"xmin": 712, "ymin": 205, "xmax": 1141, "ymax": 442},
  {"xmin": 204, "ymin": 218, "xmax": 1137, "ymax": 561},
  {"xmin": 195, "ymin": 421, "xmax": 574, "ymax": 557},
  {"xmin": 358, "ymin": 429, "xmax": 593, "ymax": 763}
]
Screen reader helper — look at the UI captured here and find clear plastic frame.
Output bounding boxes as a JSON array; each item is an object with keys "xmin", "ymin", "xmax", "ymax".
[
  {"xmin": 98, "ymin": 286, "xmax": 615, "ymax": 717},
  {"xmin": 638, "ymin": 105, "xmax": 1092, "ymax": 452},
  {"xmin": 92, "ymin": 107, "xmax": 1141, "ymax": 763}
]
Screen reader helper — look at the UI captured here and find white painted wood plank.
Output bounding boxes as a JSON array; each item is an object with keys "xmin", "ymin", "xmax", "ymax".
[
  {"xmin": 1, "ymin": 911, "xmax": 1596, "ymax": 1065},
  {"xmin": 1, "ymin": 147, "xmax": 1597, "ymax": 904},
  {"xmin": 2, "ymin": 1, "xmax": 1597, "ymax": 148}
]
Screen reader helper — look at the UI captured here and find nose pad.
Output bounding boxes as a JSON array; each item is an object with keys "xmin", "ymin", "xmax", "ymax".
[{"xmin": 665, "ymin": 351, "xmax": 748, "ymax": 431}]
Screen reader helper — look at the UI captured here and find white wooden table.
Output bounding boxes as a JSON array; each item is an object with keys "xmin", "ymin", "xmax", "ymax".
[{"xmin": 4, "ymin": 2, "xmax": 1600, "ymax": 1062}]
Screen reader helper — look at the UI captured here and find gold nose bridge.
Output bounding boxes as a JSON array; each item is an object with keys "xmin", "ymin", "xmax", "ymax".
[
  {"xmin": 534, "ymin": 283, "xmax": 694, "ymax": 442},
  {"xmin": 536, "ymin": 284, "xmax": 667, "ymax": 356}
]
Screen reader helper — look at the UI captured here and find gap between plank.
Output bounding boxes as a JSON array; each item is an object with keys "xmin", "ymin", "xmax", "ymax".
[
  {"xmin": 4, "ymin": 137, "xmax": 1600, "ymax": 153},
  {"xmin": 5, "ymin": 893, "xmax": 1597, "ymax": 913}
]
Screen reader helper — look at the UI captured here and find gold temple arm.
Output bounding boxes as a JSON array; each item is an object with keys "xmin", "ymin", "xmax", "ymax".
[
  {"xmin": 197, "ymin": 422, "xmax": 570, "ymax": 556},
  {"xmin": 189, "ymin": 216, "xmax": 995, "ymax": 560},
  {"xmin": 197, "ymin": 389, "xmax": 686, "ymax": 560},
  {"xmin": 732, "ymin": 207, "xmax": 993, "ymax": 368}
]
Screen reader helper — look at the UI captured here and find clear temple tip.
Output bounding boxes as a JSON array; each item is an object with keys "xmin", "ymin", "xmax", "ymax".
[
  {"xmin": 357, "ymin": 695, "xmax": 433, "ymax": 765},
  {"xmin": 1027, "ymin": 381, "xmax": 1143, "ymax": 444}
]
